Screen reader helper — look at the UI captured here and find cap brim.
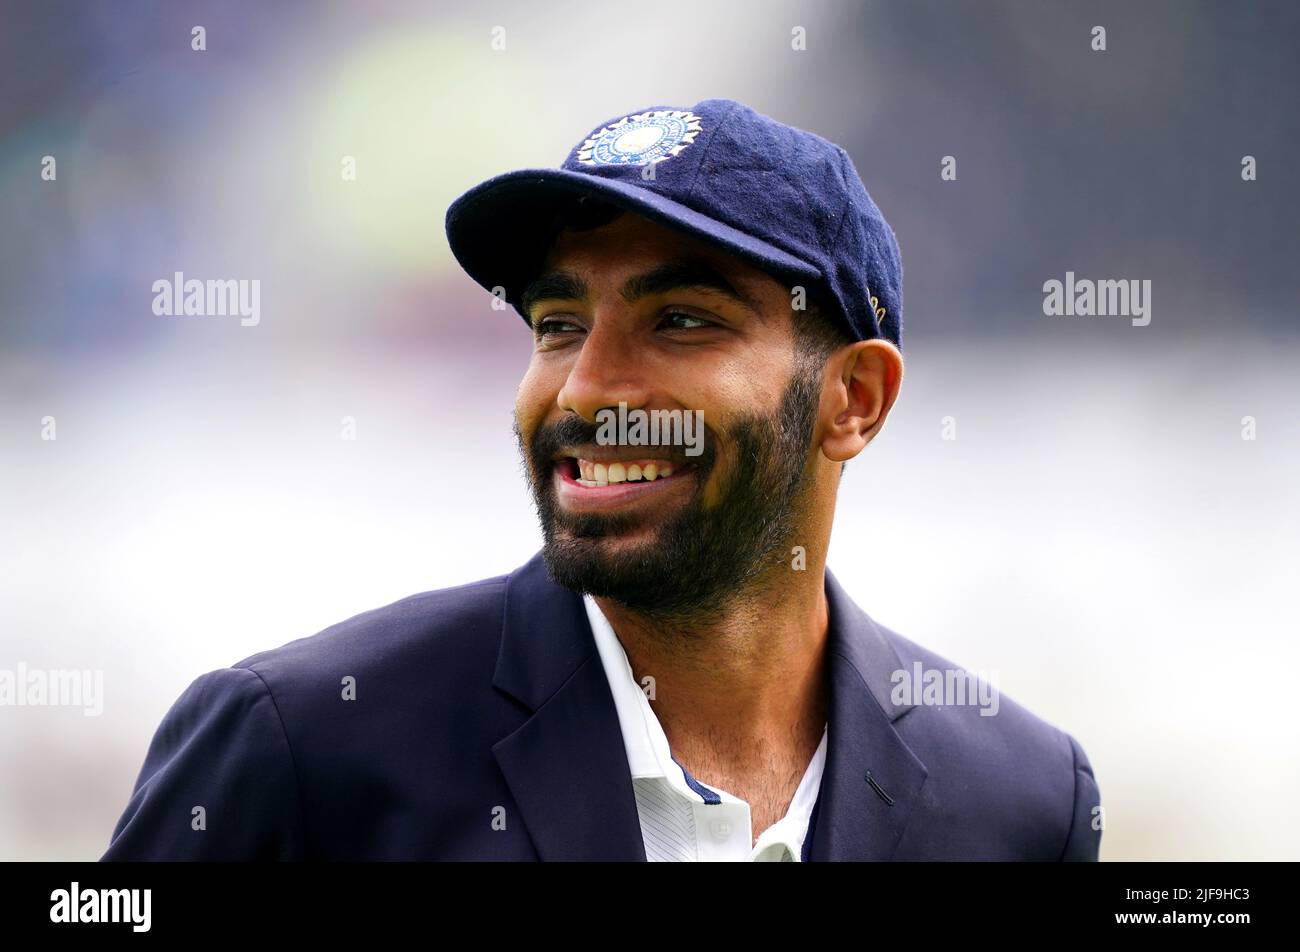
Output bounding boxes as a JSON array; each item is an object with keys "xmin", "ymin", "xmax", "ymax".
[{"xmin": 444, "ymin": 168, "xmax": 822, "ymax": 324}]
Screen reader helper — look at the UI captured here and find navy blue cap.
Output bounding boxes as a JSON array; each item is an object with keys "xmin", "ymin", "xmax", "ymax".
[{"xmin": 444, "ymin": 98, "xmax": 903, "ymax": 348}]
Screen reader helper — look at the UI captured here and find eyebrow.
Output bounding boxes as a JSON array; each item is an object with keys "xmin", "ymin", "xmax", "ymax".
[{"xmin": 520, "ymin": 259, "xmax": 760, "ymax": 321}]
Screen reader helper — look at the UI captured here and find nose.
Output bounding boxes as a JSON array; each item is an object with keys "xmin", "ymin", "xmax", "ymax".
[{"xmin": 556, "ymin": 318, "xmax": 651, "ymax": 423}]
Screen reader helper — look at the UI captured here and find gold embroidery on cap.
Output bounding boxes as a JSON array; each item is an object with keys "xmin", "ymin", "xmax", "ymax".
[{"xmin": 868, "ymin": 289, "xmax": 887, "ymax": 328}]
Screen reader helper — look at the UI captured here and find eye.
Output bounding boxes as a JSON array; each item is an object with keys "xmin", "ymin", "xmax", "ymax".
[
  {"xmin": 659, "ymin": 310, "xmax": 714, "ymax": 330},
  {"xmin": 534, "ymin": 317, "xmax": 583, "ymax": 338}
]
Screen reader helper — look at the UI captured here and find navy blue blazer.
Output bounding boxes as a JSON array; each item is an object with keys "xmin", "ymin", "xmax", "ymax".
[{"xmin": 101, "ymin": 550, "xmax": 1102, "ymax": 861}]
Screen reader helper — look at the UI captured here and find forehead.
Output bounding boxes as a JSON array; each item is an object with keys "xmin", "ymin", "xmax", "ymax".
[{"xmin": 540, "ymin": 210, "xmax": 787, "ymax": 298}]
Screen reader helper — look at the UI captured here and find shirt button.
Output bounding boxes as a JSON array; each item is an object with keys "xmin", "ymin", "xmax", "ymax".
[{"xmin": 709, "ymin": 818, "xmax": 733, "ymax": 840}]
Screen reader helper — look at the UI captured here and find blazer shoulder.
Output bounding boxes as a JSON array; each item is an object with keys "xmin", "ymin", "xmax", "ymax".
[
  {"xmin": 873, "ymin": 620, "xmax": 1101, "ymax": 860},
  {"xmin": 878, "ymin": 621, "xmax": 1071, "ymax": 760},
  {"xmin": 102, "ymin": 664, "xmax": 305, "ymax": 859},
  {"xmin": 103, "ymin": 569, "xmax": 518, "ymax": 860}
]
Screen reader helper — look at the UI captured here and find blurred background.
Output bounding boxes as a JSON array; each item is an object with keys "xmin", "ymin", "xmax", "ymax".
[{"xmin": 1, "ymin": 0, "xmax": 1297, "ymax": 860}]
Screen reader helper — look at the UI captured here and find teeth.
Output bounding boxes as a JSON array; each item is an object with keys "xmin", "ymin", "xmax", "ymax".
[{"xmin": 566, "ymin": 457, "xmax": 682, "ymax": 487}]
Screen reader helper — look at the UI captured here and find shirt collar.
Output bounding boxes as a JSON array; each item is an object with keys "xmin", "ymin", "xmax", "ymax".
[
  {"xmin": 584, "ymin": 593, "xmax": 679, "ymax": 782},
  {"xmin": 583, "ymin": 593, "xmax": 827, "ymax": 861}
]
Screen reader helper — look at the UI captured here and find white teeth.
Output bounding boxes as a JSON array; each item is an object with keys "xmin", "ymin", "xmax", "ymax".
[{"xmin": 568, "ymin": 457, "xmax": 684, "ymax": 488}]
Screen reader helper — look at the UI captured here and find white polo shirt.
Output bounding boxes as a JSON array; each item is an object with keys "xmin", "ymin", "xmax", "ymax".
[{"xmin": 583, "ymin": 594, "xmax": 827, "ymax": 862}]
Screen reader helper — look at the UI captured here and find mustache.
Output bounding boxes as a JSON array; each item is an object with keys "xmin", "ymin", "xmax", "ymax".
[{"xmin": 527, "ymin": 411, "xmax": 716, "ymax": 471}]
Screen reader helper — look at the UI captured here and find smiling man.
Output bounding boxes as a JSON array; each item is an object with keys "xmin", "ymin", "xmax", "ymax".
[{"xmin": 101, "ymin": 99, "xmax": 1101, "ymax": 862}]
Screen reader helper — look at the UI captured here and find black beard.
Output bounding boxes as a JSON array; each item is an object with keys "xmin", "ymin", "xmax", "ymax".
[{"xmin": 514, "ymin": 362, "xmax": 823, "ymax": 627}]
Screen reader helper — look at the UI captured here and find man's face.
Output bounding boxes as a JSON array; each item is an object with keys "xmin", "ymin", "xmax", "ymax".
[{"xmin": 513, "ymin": 210, "xmax": 826, "ymax": 624}]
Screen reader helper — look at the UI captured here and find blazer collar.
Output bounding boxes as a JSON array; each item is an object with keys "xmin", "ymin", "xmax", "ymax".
[
  {"xmin": 808, "ymin": 564, "xmax": 930, "ymax": 860},
  {"xmin": 491, "ymin": 550, "xmax": 646, "ymax": 860},
  {"xmin": 490, "ymin": 550, "xmax": 929, "ymax": 861}
]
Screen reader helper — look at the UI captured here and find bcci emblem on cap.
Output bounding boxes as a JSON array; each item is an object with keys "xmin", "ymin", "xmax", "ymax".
[{"xmin": 576, "ymin": 110, "xmax": 703, "ymax": 167}]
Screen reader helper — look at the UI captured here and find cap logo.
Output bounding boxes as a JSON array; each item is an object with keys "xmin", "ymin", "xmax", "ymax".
[{"xmin": 576, "ymin": 110, "xmax": 703, "ymax": 167}]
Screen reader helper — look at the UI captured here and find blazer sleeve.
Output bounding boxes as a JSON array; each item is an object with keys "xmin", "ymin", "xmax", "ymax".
[
  {"xmin": 100, "ymin": 665, "xmax": 306, "ymax": 860},
  {"xmin": 1059, "ymin": 730, "xmax": 1102, "ymax": 861}
]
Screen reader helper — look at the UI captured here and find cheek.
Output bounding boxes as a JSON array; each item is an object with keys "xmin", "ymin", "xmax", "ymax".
[
  {"xmin": 515, "ymin": 359, "xmax": 557, "ymax": 439},
  {"xmin": 701, "ymin": 335, "xmax": 793, "ymax": 406}
]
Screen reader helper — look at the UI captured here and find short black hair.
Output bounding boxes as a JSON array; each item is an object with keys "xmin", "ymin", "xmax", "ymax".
[
  {"xmin": 789, "ymin": 293, "xmax": 855, "ymax": 477},
  {"xmin": 790, "ymin": 292, "xmax": 855, "ymax": 370}
]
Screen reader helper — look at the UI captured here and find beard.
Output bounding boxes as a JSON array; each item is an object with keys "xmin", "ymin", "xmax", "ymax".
[{"xmin": 515, "ymin": 360, "xmax": 824, "ymax": 627}]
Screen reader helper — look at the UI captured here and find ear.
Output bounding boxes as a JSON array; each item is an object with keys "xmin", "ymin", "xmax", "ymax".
[{"xmin": 819, "ymin": 339, "xmax": 904, "ymax": 463}]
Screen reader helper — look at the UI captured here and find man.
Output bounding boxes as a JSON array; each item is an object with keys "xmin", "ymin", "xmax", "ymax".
[{"xmin": 102, "ymin": 98, "xmax": 1101, "ymax": 861}]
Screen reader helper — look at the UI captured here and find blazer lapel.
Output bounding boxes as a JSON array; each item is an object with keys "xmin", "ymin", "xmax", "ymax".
[
  {"xmin": 807, "ymin": 567, "xmax": 930, "ymax": 860},
  {"xmin": 490, "ymin": 551, "xmax": 646, "ymax": 861}
]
